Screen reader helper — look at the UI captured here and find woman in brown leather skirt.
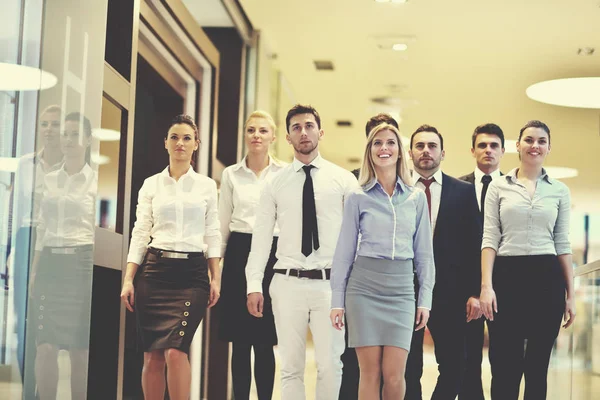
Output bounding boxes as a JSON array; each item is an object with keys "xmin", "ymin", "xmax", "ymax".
[{"xmin": 120, "ymin": 114, "xmax": 221, "ymax": 400}]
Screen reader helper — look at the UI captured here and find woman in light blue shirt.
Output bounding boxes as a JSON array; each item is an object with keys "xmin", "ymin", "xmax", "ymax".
[
  {"xmin": 480, "ymin": 120, "xmax": 575, "ymax": 400},
  {"xmin": 330, "ymin": 123, "xmax": 435, "ymax": 399}
]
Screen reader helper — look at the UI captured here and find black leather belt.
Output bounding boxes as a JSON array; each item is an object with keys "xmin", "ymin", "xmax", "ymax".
[
  {"xmin": 274, "ymin": 268, "xmax": 331, "ymax": 280},
  {"xmin": 148, "ymin": 247, "xmax": 204, "ymax": 259}
]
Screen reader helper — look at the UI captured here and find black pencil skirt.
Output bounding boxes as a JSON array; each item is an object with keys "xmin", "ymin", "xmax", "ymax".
[
  {"xmin": 135, "ymin": 248, "xmax": 210, "ymax": 354},
  {"xmin": 219, "ymin": 232, "xmax": 278, "ymax": 345},
  {"xmin": 32, "ymin": 245, "xmax": 94, "ymax": 349}
]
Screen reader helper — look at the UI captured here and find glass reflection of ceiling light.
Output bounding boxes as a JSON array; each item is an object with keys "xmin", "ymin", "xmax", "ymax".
[
  {"xmin": 0, "ymin": 157, "xmax": 19, "ymax": 172},
  {"xmin": 92, "ymin": 128, "xmax": 121, "ymax": 141},
  {"xmin": 504, "ymin": 139, "xmax": 518, "ymax": 154},
  {"xmin": 91, "ymin": 154, "xmax": 111, "ymax": 165},
  {"xmin": 526, "ymin": 77, "xmax": 600, "ymax": 109},
  {"xmin": 544, "ymin": 166, "xmax": 578, "ymax": 179},
  {"xmin": 0, "ymin": 62, "xmax": 58, "ymax": 91},
  {"xmin": 392, "ymin": 43, "xmax": 408, "ymax": 51}
]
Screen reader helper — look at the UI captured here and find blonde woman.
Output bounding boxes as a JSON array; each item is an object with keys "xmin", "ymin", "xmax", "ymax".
[
  {"xmin": 218, "ymin": 111, "xmax": 285, "ymax": 400},
  {"xmin": 330, "ymin": 123, "xmax": 435, "ymax": 399}
]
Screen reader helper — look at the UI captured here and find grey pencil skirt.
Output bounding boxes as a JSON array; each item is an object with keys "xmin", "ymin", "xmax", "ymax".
[{"xmin": 345, "ymin": 256, "xmax": 416, "ymax": 350}]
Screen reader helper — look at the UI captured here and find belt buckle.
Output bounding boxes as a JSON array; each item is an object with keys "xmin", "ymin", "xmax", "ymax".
[{"xmin": 161, "ymin": 250, "xmax": 188, "ymax": 259}]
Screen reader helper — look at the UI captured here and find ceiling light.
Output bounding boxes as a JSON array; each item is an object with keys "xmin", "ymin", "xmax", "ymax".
[
  {"xmin": 392, "ymin": 43, "xmax": 408, "ymax": 51},
  {"xmin": 92, "ymin": 128, "xmax": 121, "ymax": 141},
  {"xmin": 391, "ymin": 0, "xmax": 408, "ymax": 3},
  {"xmin": 0, "ymin": 157, "xmax": 19, "ymax": 172},
  {"xmin": 375, "ymin": 0, "xmax": 390, "ymax": 3},
  {"xmin": 544, "ymin": 166, "xmax": 578, "ymax": 179},
  {"xmin": 0, "ymin": 62, "xmax": 58, "ymax": 91},
  {"xmin": 526, "ymin": 77, "xmax": 600, "ymax": 109},
  {"xmin": 504, "ymin": 139, "xmax": 518, "ymax": 154},
  {"xmin": 91, "ymin": 154, "xmax": 111, "ymax": 165}
]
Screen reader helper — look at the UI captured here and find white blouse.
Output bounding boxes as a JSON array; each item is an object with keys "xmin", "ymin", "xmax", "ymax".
[
  {"xmin": 127, "ymin": 166, "xmax": 221, "ymax": 265},
  {"xmin": 36, "ymin": 163, "xmax": 97, "ymax": 250},
  {"xmin": 218, "ymin": 156, "xmax": 285, "ymax": 257}
]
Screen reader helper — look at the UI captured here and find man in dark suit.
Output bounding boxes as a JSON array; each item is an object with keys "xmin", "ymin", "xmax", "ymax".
[
  {"xmin": 457, "ymin": 123, "xmax": 505, "ymax": 400},
  {"xmin": 341, "ymin": 113, "xmax": 399, "ymax": 400},
  {"xmin": 405, "ymin": 125, "xmax": 482, "ymax": 400}
]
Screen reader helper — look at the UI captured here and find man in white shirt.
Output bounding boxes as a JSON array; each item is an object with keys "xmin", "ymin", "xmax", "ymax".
[
  {"xmin": 246, "ymin": 104, "xmax": 358, "ymax": 400},
  {"xmin": 457, "ymin": 123, "xmax": 505, "ymax": 400},
  {"xmin": 405, "ymin": 125, "xmax": 482, "ymax": 400}
]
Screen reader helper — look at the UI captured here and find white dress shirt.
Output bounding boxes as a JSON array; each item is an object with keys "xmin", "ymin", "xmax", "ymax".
[
  {"xmin": 127, "ymin": 166, "xmax": 221, "ymax": 265},
  {"xmin": 245, "ymin": 154, "xmax": 359, "ymax": 294},
  {"xmin": 413, "ymin": 169, "xmax": 444, "ymax": 232},
  {"xmin": 36, "ymin": 163, "xmax": 97, "ymax": 250},
  {"xmin": 218, "ymin": 155, "xmax": 286, "ymax": 257},
  {"xmin": 474, "ymin": 167, "xmax": 501, "ymax": 211}
]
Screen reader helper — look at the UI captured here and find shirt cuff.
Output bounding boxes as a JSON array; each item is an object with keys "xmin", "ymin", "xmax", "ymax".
[
  {"xmin": 481, "ymin": 241, "xmax": 498, "ymax": 252},
  {"xmin": 331, "ymin": 308, "xmax": 344, "ymax": 311},
  {"xmin": 127, "ymin": 249, "xmax": 145, "ymax": 265},
  {"xmin": 417, "ymin": 306, "xmax": 430, "ymax": 311},
  {"xmin": 206, "ymin": 246, "xmax": 221, "ymax": 259},
  {"xmin": 331, "ymin": 291, "xmax": 345, "ymax": 309},
  {"xmin": 247, "ymin": 281, "xmax": 263, "ymax": 294},
  {"xmin": 220, "ymin": 244, "xmax": 227, "ymax": 259}
]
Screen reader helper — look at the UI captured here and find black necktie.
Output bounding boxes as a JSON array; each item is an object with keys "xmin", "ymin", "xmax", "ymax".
[
  {"xmin": 480, "ymin": 175, "xmax": 492, "ymax": 216},
  {"xmin": 302, "ymin": 165, "xmax": 319, "ymax": 257}
]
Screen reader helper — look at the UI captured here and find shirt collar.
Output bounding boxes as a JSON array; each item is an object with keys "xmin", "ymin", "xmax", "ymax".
[
  {"xmin": 413, "ymin": 169, "xmax": 443, "ymax": 185},
  {"xmin": 161, "ymin": 165, "xmax": 195, "ymax": 185},
  {"xmin": 233, "ymin": 155, "xmax": 283, "ymax": 173},
  {"xmin": 292, "ymin": 153, "xmax": 323, "ymax": 172},
  {"xmin": 36, "ymin": 148, "xmax": 64, "ymax": 171},
  {"xmin": 57, "ymin": 162, "xmax": 93, "ymax": 181},
  {"xmin": 364, "ymin": 176, "xmax": 407, "ymax": 193},
  {"xmin": 474, "ymin": 167, "xmax": 501, "ymax": 183},
  {"xmin": 506, "ymin": 167, "xmax": 552, "ymax": 184}
]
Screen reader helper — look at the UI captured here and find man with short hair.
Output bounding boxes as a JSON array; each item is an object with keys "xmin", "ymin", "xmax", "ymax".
[
  {"xmin": 405, "ymin": 125, "xmax": 482, "ymax": 400},
  {"xmin": 246, "ymin": 104, "xmax": 358, "ymax": 399},
  {"xmin": 457, "ymin": 123, "xmax": 505, "ymax": 400}
]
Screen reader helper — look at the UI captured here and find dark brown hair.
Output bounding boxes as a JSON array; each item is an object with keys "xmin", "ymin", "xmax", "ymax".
[
  {"xmin": 365, "ymin": 113, "xmax": 399, "ymax": 137},
  {"xmin": 410, "ymin": 124, "xmax": 444, "ymax": 150},
  {"xmin": 472, "ymin": 123, "xmax": 504, "ymax": 148},
  {"xmin": 518, "ymin": 120, "xmax": 550, "ymax": 143},
  {"xmin": 169, "ymin": 114, "xmax": 199, "ymax": 167},
  {"xmin": 285, "ymin": 104, "xmax": 321, "ymax": 133}
]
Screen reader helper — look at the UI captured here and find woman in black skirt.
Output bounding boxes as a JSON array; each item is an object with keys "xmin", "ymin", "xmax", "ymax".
[
  {"xmin": 120, "ymin": 114, "xmax": 221, "ymax": 400},
  {"xmin": 30, "ymin": 112, "xmax": 96, "ymax": 400},
  {"xmin": 218, "ymin": 110, "xmax": 284, "ymax": 399},
  {"xmin": 480, "ymin": 120, "xmax": 576, "ymax": 399}
]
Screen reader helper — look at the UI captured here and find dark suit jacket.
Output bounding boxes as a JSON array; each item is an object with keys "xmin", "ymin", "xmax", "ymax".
[
  {"xmin": 432, "ymin": 173, "xmax": 482, "ymax": 304},
  {"xmin": 457, "ymin": 171, "xmax": 476, "ymax": 184},
  {"xmin": 351, "ymin": 168, "xmax": 360, "ymax": 179}
]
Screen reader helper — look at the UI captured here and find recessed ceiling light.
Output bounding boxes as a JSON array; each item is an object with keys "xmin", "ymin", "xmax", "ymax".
[
  {"xmin": 392, "ymin": 43, "xmax": 408, "ymax": 51},
  {"xmin": 375, "ymin": 0, "xmax": 390, "ymax": 3},
  {"xmin": 0, "ymin": 62, "xmax": 57, "ymax": 91},
  {"xmin": 504, "ymin": 139, "xmax": 518, "ymax": 154},
  {"xmin": 391, "ymin": 0, "xmax": 408, "ymax": 3},
  {"xmin": 0, "ymin": 157, "xmax": 19, "ymax": 172},
  {"xmin": 92, "ymin": 128, "xmax": 121, "ymax": 141},
  {"xmin": 544, "ymin": 166, "xmax": 578, "ymax": 179},
  {"xmin": 526, "ymin": 77, "xmax": 600, "ymax": 109}
]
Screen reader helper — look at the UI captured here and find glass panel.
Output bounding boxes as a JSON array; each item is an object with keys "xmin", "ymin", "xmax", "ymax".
[{"xmin": 97, "ymin": 96, "xmax": 122, "ymax": 231}]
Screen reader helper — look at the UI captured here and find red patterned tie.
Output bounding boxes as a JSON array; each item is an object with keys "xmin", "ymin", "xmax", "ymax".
[{"xmin": 418, "ymin": 177, "xmax": 435, "ymax": 219}]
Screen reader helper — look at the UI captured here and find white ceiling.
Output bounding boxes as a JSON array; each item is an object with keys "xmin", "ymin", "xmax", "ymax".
[
  {"xmin": 182, "ymin": 0, "xmax": 234, "ymax": 27},
  {"xmin": 237, "ymin": 0, "xmax": 600, "ymax": 212}
]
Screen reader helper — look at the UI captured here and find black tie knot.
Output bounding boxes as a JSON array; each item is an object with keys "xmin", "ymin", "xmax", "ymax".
[
  {"xmin": 482, "ymin": 175, "xmax": 492, "ymax": 185},
  {"xmin": 303, "ymin": 165, "xmax": 314, "ymax": 176}
]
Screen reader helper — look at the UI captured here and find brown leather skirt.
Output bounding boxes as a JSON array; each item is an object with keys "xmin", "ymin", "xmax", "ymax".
[{"xmin": 135, "ymin": 248, "xmax": 209, "ymax": 354}]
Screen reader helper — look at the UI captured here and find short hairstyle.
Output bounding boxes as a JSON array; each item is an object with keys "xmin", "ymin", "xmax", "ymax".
[
  {"xmin": 410, "ymin": 124, "xmax": 443, "ymax": 150},
  {"xmin": 245, "ymin": 110, "xmax": 276, "ymax": 132},
  {"xmin": 365, "ymin": 113, "xmax": 399, "ymax": 137},
  {"xmin": 518, "ymin": 120, "xmax": 551, "ymax": 143},
  {"xmin": 65, "ymin": 112, "xmax": 92, "ymax": 137},
  {"xmin": 285, "ymin": 104, "xmax": 321, "ymax": 133},
  {"xmin": 472, "ymin": 123, "xmax": 505, "ymax": 148},
  {"xmin": 170, "ymin": 114, "xmax": 199, "ymax": 142},
  {"xmin": 358, "ymin": 123, "xmax": 412, "ymax": 188}
]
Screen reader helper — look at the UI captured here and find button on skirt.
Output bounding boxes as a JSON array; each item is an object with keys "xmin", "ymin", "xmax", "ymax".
[
  {"xmin": 135, "ymin": 249, "xmax": 209, "ymax": 354},
  {"xmin": 345, "ymin": 256, "xmax": 415, "ymax": 350}
]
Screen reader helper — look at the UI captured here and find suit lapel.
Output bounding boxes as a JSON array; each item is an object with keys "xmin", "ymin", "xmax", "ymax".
[{"xmin": 433, "ymin": 173, "xmax": 451, "ymax": 239}]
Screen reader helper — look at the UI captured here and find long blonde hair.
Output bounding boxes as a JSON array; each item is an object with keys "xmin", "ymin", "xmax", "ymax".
[{"xmin": 358, "ymin": 123, "xmax": 412, "ymax": 188}]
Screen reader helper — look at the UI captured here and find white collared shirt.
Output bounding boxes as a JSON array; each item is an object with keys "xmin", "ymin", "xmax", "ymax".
[
  {"xmin": 127, "ymin": 166, "xmax": 221, "ymax": 265},
  {"xmin": 36, "ymin": 163, "xmax": 97, "ymax": 250},
  {"xmin": 473, "ymin": 167, "xmax": 501, "ymax": 211},
  {"xmin": 413, "ymin": 169, "xmax": 444, "ymax": 233},
  {"xmin": 13, "ymin": 149, "xmax": 63, "ymax": 229},
  {"xmin": 218, "ymin": 155, "xmax": 286, "ymax": 257},
  {"xmin": 245, "ymin": 154, "xmax": 359, "ymax": 294}
]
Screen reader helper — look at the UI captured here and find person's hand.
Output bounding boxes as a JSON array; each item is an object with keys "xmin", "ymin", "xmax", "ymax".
[
  {"xmin": 208, "ymin": 279, "xmax": 221, "ymax": 308},
  {"xmin": 563, "ymin": 297, "xmax": 576, "ymax": 328},
  {"xmin": 480, "ymin": 286, "xmax": 498, "ymax": 321},
  {"xmin": 466, "ymin": 296, "xmax": 483, "ymax": 322},
  {"xmin": 247, "ymin": 292, "xmax": 264, "ymax": 318},
  {"xmin": 415, "ymin": 308, "xmax": 430, "ymax": 331},
  {"xmin": 120, "ymin": 281, "xmax": 135, "ymax": 312},
  {"xmin": 330, "ymin": 309, "xmax": 345, "ymax": 330}
]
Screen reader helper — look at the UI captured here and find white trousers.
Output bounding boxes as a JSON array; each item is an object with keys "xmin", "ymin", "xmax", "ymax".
[{"xmin": 270, "ymin": 273, "xmax": 345, "ymax": 400}]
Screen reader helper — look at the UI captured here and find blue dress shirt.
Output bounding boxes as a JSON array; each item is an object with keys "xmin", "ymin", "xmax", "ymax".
[{"xmin": 331, "ymin": 177, "xmax": 435, "ymax": 309}]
